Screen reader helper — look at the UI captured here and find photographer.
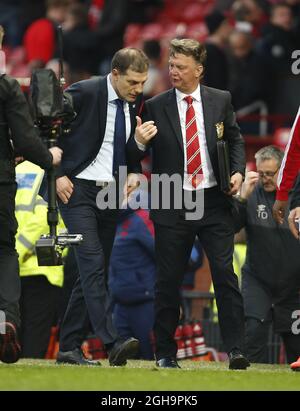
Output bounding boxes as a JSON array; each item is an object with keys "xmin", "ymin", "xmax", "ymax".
[{"xmin": 0, "ymin": 72, "xmax": 62, "ymax": 364}]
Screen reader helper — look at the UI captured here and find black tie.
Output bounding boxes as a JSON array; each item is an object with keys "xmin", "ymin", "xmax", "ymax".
[{"xmin": 113, "ymin": 98, "xmax": 126, "ymax": 176}]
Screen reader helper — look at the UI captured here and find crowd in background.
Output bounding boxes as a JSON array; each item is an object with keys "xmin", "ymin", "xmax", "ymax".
[{"xmin": 1, "ymin": 0, "xmax": 300, "ymax": 117}]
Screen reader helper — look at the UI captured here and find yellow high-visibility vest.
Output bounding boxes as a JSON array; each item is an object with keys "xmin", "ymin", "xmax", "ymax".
[
  {"xmin": 210, "ymin": 244, "xmax": 247, "ymax": 322},
  {"xmin": 15, "ymin": 161, "xmax": 64, "ymax": 287}
]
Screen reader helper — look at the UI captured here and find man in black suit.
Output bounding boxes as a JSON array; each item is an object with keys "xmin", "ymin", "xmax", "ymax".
[
  {"xmin": 134, "ymin": 38, "xmax": 249, "ymax": 369},
  {"xmin": 55, "ymin": 48, "xmax": 153, "ymax": 366}
]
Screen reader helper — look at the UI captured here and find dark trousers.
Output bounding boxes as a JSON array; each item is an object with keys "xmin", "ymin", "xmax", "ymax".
[
  {"xmin": 0, "ymin": 183, "xmax": 20, "ymax": 328},
  {"xmin": 113, "ymin": 301, "xmax": 154, "ymax": 360},
  {"xmin": 243, "ymin": 270, "xmax": 300, "ymax": 363},
  {"xmin": 20, "ymin": 275, "xmax": 60, "ymax": 358},
  {"xmin": 154, "ymin": 188, "xmax": 245, "ymax": 360},
  {"xmin": 58, "ymin": 179, "xmax": 119, "ymax": 351},
  {"xmin": 245, "ymin": 318, "xmax": 300, "ymax": 363}
]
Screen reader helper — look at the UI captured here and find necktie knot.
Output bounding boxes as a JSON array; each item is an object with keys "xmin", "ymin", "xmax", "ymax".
[
  {"xmin": 185, "ymin": 96, "xmax": 193, "ymax": 106},
  {"xmin": 115, "ymin": 98, "xmax": 124, "ymax": 109}
]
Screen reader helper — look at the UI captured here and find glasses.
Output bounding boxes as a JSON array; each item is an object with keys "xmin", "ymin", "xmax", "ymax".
[{"xmin": 257, "ymin": 167, "xmax": 280, "ymax": 179}]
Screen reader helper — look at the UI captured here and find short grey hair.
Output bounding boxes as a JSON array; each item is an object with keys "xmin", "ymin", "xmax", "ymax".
[
  {"xmin": 169, "ymin": 38, "xmax": 207, "ymax": 66},
  {"xmin": 254, "ymin": 145, "xmax": 284, "ymax": 166}
]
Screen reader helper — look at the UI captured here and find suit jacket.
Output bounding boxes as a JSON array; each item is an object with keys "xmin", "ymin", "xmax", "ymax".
[
  {"xmin": 131, "ymin": 84, "xmax": 245, "ymax": 226},
  {"xmin": 56, "ymin": 75, "xmax": 143, "ymax": 179},
  {"xmin": 0, "ymin": 74, "xmax": 52, "ymax": 184}
]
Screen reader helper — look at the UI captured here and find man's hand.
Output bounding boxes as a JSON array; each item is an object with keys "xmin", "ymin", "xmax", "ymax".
[
  {"xmin": 56, "ymin": 176, "xmax": 74, "ymax": 204},
  {"xmin": 135, "ymin": 116, "xmax": 157, "ymax": 145},
  {"xmin": 288, "ymin": 207, "xmax": 300, "ymax": 239},
  {"xmin": 49, "ymin": 147, "xmax": 63, "ymax": 166},
  {"xmin": 14, "ymin": 156, "xmax": 24, "ymax": 166},
  {"xmin": 123, "ymin": 173, "xmax": 140, "ymax": 205},
  {"xmin": 227, "ymin": 172, "xmax": 243, "ymax": 196},
  {"xmin": 273, "ymin": 200, "xmax": 288, "ymax": 224},
  {"xmin": 240, "ymin": 171, "xmax": 259, "ymax": 200}
]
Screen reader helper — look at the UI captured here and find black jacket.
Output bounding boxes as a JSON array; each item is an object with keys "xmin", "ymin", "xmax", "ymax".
[
  {"xmin": 56, "ymin": 76, "xmax": 143, "ymax": 179},
  {"xmin": 234, "ymin": 182, "xmax": 300, "ymax": 292},
  {"xmin": 0, "ymin": 74, "xmax": 52, "ymax": 184},
  {"xmin": 134, "ymin": 85, "xmax": 245, "ymax": 226}
]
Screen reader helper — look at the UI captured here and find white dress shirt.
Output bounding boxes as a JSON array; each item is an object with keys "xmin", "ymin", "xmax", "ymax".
[
  {"xmin": 76, "ymin": 75, "xmax": 131, "ymax": 182},
  {"xmin": 176, "ymin": 85, "xmax": 217, "ymax": 191}
]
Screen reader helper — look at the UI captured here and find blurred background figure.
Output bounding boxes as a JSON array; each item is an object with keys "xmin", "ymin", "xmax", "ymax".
[
  {"xmin": 227, "ymin": 29, "xmax": 269, "ymax": 134},
  {"xmin": 228, "ymin": 30, "xmax": 268, "ymax": 111},
  {"xmin": 142, "ymin": 39, "xmax": 168, "ymax": 99},
  {"xmin": 109, "ymin": 191, "xmax": 156, "ymax": 360},
  {"xmin": 0, "ymin": 0, "xmax": 22, "ymax": 47},
  {"xmin": 23, "ymin": 0, "xmax": 70, "ymax": 71},
  {"xmin": 62, "ymin": 2, "xmax": 99, "ymax": 81},
  {"xmin": 204, "ymin": 10, "xmax": 232, "ymax": 90}
]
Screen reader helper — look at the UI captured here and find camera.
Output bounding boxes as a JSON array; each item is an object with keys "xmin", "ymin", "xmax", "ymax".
[{"xmin": 30, "ymin": 66, "xmax": 82, "ymax": 266}]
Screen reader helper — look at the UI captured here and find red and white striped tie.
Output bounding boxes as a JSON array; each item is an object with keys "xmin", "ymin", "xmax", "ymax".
[{"xmin": 185, "ymin": 96, "xmax": 203, "ymax": 188}]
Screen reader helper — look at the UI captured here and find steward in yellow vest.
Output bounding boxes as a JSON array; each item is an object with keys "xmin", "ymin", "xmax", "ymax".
[{"xmin": 15, "ymin": 161, "xmax": 64, "ymax": 358}]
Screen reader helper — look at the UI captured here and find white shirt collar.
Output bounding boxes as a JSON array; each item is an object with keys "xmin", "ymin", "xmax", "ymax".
[
  {"xmin": 175, "ymin": 84, "xmax": 201, "ymax": 104},
  {"xmin": 107, "ymin": 74, "xmax": 119, "ymax": 103}
]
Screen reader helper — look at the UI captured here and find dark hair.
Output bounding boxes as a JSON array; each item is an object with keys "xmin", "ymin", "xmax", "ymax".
[
  {"xmin": 111, "ymin": 48, "xmax": 149, "ymax": 74},
  {"xmin": 270, "ymin": 2, "xmax": 291, "ymax": 17},
  {"xmin": 205, "ymin": 10, "xmax": 226, "ymax": 35},
  {"xmin": 46, "ymin": 0, "xmax": 70, "ymax": 9},
  {"xmin": 143, "ymin": 40, "xmax": 161, "ymax": 61},
  {"xmin": 169, "ymin": 38, "xmax": 207, "ymax": 67}
]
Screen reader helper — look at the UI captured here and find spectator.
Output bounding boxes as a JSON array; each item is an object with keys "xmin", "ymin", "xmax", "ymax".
[
  {"xmin": 96, "ymin": 0, "xmax": 130, "ymax": 74},
  {"xmin": 234, "ymin": 145, "xmax": 300, "ymax": 364},
  {"xmin": 128, "ymin": 0, "xmax": 164, "ymax": 24},
  {"xmin": 109, "ymin": 191, "xmax": 156, "ymax": 360},
  {"xmin": 204, "ymin": 10, "xmax": 232, "ymax": 90},
  {"xmin": 256, "ymin": 3, "xmax": 298, "ymax": 74},
  {"xmin": 23, "ymin": 0, "xmax": 70, "ymax": 70},
  {"xmin": 227, "ymin": 30, "xmax": 268, "ymax": 111},
  {"xmin": 231, "ymin": 0, "xmax": 269, "ymax": 37},
  {"xmin": 0, "ymin": 0, "xmax": 22, "ymax": 47},
  {"xmin": 142, "ymin": 40, "xmax": 168, "ymax": 98},
  {"xmin": 62, "ymin": 2, "xmax": 99, "ymax": 79}
]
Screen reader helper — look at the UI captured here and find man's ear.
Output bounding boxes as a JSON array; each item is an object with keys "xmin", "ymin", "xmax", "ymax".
[
  {"xmin": 111, "ymin": 68, "xmax": 119, "ymax": 80},
  {"xmin": 197, "ymin": 65, "xmax": 203, "ymax": 79}
]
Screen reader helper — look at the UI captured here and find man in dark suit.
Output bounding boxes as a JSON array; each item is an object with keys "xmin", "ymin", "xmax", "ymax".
[
  {"xmin": 55, "ymin": 48, "xmax": 152, "ymax": 366},
  {"xmin": 0, "ymin": 72, "xmax": 62, "ymax": 364},
  {"xmin": 134, "ymin": 38, "xmax": 249, "ymax": 369}
]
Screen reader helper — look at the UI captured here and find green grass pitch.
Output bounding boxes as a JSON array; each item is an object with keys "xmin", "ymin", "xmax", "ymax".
[{"xmin": 0, "ymin": 360, "xmax": 299, "ymax": 391}]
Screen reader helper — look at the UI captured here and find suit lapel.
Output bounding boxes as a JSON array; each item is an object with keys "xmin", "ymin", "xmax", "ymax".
[
  {"xmin": 97, "ymin": 77, "xmax": 108, "ymax": 140},
  {"xmin": 200, "ymin": 85, "xmax": 215, "ymax": 155},
  {"xmin": 129, "ymin": 102, "xmax": 137, "ymax": 137},
  {"xmin": 164, "ymin": 89, "xmax": 184, "ymax": 151}
]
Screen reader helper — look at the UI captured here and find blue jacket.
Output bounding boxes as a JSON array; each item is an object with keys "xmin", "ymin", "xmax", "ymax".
[{"xmin": 109, "ymin": 207, "xmax": 156, "ymax": 305}]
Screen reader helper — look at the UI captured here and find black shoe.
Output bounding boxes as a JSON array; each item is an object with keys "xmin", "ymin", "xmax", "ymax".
[
  {"xmin": 56, "ymin": 348, "xmax": 101, "ymax": 366},
  {"xmin": 108, "ymin": 338, "xmax": 139, "ymax": 366},
  {"xmin": 0, "ymin": 322, "xmax": 21, "ymax": 364},
  {"xmin": 156, "ymin": 357, "xmax": 181, "ymax": 369},
  {"xmin": 228, "ymin": 349, "xmax": 250, "ymax": 370}
]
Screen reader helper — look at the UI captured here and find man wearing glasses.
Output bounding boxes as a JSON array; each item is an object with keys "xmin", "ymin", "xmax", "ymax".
[{"xmin": 233, "ymin": 145, "xmax": 300, "ymax": 364}]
